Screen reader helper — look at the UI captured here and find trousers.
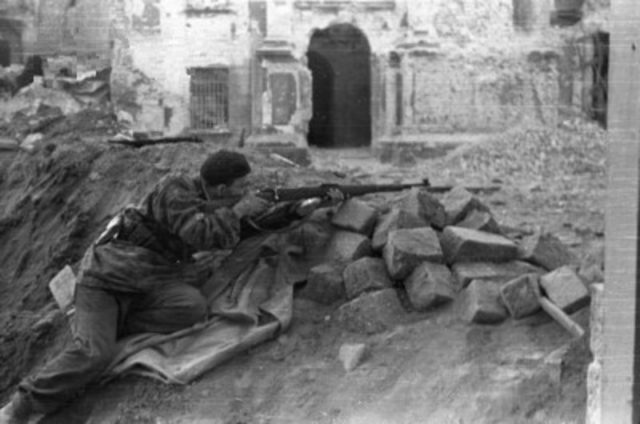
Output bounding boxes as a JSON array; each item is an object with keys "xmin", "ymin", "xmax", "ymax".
[{"xmin": 18, "ymin": 282, "xmax": 207, "ymax": 413}]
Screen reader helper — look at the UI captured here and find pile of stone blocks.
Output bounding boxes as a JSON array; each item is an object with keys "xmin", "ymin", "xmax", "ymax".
[{"xmin": 296, "ymin": 186, "xmax": 595, "ymax": 335}]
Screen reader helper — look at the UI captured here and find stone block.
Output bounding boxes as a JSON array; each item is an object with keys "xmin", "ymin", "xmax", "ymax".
[
  {"xmin": 296, "ymin": 263, "xmax": 346, "ymax": 305},
  {"xmin": 578, "ymin": 263, "xmax": 604, "ymax": 285},
  {"xmin": 456, "ymin": 209, "xmax": 502, "ymax": 234},
  {"xmin": 441, "ymin": 185, "xmax": 490, "ymax": 226},
  {"xmin": 579, "ymin": 241, "xmax": 604, "ymax": 284},
  {"xmin": 499, "ymin": 273, "xmax": 541, "ymax": 319},
  {"xmin": 343, "ymin": 257, "xmax": 393, "ymax": 300},
  {"xmin": 539, "ymin": 265, "xmax": 590, "ymax": 314},
  {"xmin": 398, "ymin": 188, "xmax": 447, "ymax": 229},
  {"xmin": 452, "ymin": 261, "xmax": 544, "ymax": 290},
  {"xmin": 331, "ymin": 198, "xmax": 378, "ymax": 235},
  {"xmin": 336, "ymin": 289, "xmax": 407, "ymax": 334},
  {"xmin": 323, "ymin": 230, "xmax": 372, "ymax": 263},
  {"xmin": 520, "ymin": 231, "xmax": 578, "ymax": 271},
  {"xmin": 338, "ymin": 343, "xmax": 367, "ymax": 371},
  {"xmin": 371, "ymin": 208, "xmax": 426, "ymax": 251},
  {"xmin": 462, "ymin": 279, "xmax": 508, "ymax": 324},
  {"xmin": 383, "ymin": 227, "xmax": 444, "ymax": 280},
  {"xmin": 440, "ymin": 226, "xmax": 519, "ymax": 264},
  {"xmin": 404, "ymin": 261, "xmax": 455, "ymax": 311}
]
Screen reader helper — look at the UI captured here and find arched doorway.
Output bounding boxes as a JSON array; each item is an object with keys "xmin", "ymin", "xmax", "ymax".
[
  {"xmin": 0, "ymin": 40, "xmax": 10, "ymax": 67},
  {"xmin": 307, "ymin": 24, "xmax": 371, "ymax": 148}
]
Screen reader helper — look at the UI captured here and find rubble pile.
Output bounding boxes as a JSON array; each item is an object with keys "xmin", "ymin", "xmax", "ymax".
[{"xmin": 295, "ymin": 184, "xmax": 601, "ymax": 339}]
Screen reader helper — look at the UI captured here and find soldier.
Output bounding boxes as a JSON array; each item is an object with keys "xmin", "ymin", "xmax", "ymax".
[{"xmin": 0, "ymin": 149, "xmax": 272, "ymax": 424}]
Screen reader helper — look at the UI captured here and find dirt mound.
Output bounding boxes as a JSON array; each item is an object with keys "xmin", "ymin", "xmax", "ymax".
[{"xmin": 0, "ymin": 110, "xmax": 604, "ymax": 423}]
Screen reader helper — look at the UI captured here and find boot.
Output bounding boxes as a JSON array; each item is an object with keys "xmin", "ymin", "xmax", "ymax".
[{"xmin": 0, "ymin": 393, "xmax": 35, "ymax": 424}]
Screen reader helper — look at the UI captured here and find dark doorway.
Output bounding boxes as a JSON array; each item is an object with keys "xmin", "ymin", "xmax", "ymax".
[
  {"xmin": 0, "ymin": 40, "xmax": 10, "ymax": 67},
  {"xmin": 307, "ymin": 24, "xmax": 371, "ymax": 148},
  {"xmin": 591, "ymin": 31, "xmax": 609, "ymax": 128}
]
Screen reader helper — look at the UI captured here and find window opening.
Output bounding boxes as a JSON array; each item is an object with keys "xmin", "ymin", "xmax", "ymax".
[{"xmin": 189, "ymin": 67, "xmax": 229, "ymax": 130}]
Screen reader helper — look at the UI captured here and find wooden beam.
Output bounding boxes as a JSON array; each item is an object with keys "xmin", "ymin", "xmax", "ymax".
[{"xmin": 602, "ymin": 1, "xmax": 640, "ymax": 422}]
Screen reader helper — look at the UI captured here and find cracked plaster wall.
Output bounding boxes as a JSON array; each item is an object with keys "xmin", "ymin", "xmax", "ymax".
[
  {"xmin": 109, "ymin": 0, "xmax": 609, "ymax": 141},
  {"xmin": 111, "ymin": 0, "xmax": 254, "ymax": 137}
]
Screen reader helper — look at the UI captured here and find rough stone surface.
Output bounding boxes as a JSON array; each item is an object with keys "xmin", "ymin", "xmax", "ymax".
[
  {"xmin": 520, "ymin": 231, "xmax": 578, "ymax": 271},
  {"xmin": 589, "ymin": 283, "xmax": 604, "ymax": 360},
  {"xmin": 456, "ymin": 209, "xmax": 502, "ymax": 234},
  {"xmin": 371, "ymin": 208, "xmax": 427, "ymax": 251},
  {"xmin": 404, "ymin": 261, "xmax": 455, "ymax": 311},
  {"xmin": 338, "ymin": 343, "xmax": 367, "ymax": 372},
  {"xmin": 398, "ymin": 187, "xmax": 447, "ymax": 229},
  {"xmin": 586, "ymin": 359, "xmax": 602, "ymax": 424},
  {"xmin": 296, "ymin": 263, "xmax": 346, "ymax": 305},
  {"xmin": 539, "ymin": 265, "xmax": 590, "ymax": 313},
  {"xmin": 462, "ymin": 279, "xmax": 509, "ymax": 324},
  {"xmin": 440, "ymin": 226, "xmax": 519, "ymax": 264},
  {"xmin": 383, "ymin": 227, "xmax": 444, "ymax": 280},
  {"xmin": 331, "ymin": 198, "xmax": 378, "ymax": 235},
  {"xmin": 452, "ymin": 260, "xmax": 545, "ymax": 290},
  {"xmin": 578, "ymin": 263, "xmax": 604, "ymax": 285},
  {"xmin": 441, "ymin": 186, "xmax": 490, "ymax": 226},
  {"xmin": 499, "ymin": 273, "xmax": 541, "ymax": 319},
  {"xmin": 336, "ymin": 289, "xmax": 407, "ymax": 334},
  {"xmin": 343, "ymin": 257, "xmax": 393, "ymax": 300},
  {"xmin": 579, "ymin": 240, "xmax": 605, "ymax": 284},
  {"xmin": 323, "ymin": 230, "xmax": 372, "ymax": 263}
]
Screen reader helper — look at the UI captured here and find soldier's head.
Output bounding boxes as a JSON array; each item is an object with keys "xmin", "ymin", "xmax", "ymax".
[{"xmin": 200, "ymin": 150, "xmax": 252, "ymax": 198}]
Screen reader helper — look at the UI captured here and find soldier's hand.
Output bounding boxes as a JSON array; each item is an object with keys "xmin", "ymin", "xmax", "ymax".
[
  {"xmin": 232, "ymin": 192, "xmax": 272, "ymax": 218},
  {"xmin": 324, "ymin": 188, "xmax": 345, "ymax": 206}
]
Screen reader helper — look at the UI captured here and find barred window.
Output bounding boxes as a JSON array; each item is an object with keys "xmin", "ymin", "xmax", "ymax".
[{"xmin": 189, "ymin": 67, "xmax": 229, "ymax": 130}]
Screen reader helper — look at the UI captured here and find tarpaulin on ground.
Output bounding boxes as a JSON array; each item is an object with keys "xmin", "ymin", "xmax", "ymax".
[{"xmin": 102, "ymin": 229, "xmax": 314, "ymax": 385}]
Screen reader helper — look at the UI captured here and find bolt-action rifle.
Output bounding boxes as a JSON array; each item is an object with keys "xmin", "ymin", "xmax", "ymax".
[{"xmin": 211, "ymin": 178, "xmax": 501, "ymax": 238}]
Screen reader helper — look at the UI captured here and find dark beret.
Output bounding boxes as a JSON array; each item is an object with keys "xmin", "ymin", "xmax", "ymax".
[{"xmin": 200, "ymin": 150, "xmax": 251, "ymax": 186}]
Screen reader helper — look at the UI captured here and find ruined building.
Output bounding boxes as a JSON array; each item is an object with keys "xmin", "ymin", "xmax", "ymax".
[{"xmin": 1, "ymin": 0, "xmax": 610, "ymax": 150}]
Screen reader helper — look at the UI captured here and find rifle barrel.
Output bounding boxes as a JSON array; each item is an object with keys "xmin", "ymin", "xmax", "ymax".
[{"xmin": 263, "ymin": 182, "xmax": 428, "ymax": 202}]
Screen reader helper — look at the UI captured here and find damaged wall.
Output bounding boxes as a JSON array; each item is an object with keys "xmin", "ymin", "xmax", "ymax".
[
  {"xmin": 0, "ymin": 0, "xmax": 38, "ymax": 64},
  {"xmin": 35, "ymin": 0, "xmax": 110, "ymax": 65},
  {"xmin": 107, "ymin": 0, "xmax": 609, "ymax": 146},
  {"xmin": 110, "ymin": 0, "xmax": 255, "ymax": 138}
]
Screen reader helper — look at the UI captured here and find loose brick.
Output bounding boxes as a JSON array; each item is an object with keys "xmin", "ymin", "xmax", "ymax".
[
  {"xmin": 462, "ymin": 279, "xmax": 508, "ymax": 324},
  {"xmin": 456, "ymin": 209, "xmax": 502, "ymax": 235},
  {"xmin": 520, "ymin": 231, "xmax": 578, "ymax": 271},
  {"xmin": 323, "ymin": 230, "xmax": 372, "ymax": 263},
  {"xmin": 338, "ymin": 343, "xmax": 367, "ymax": 371},
  {"xmin": 296, "ymin": 263, "xmax": 346, "ymax": 305},
  {"xmin": 331, "ymin": 198, "xmax": 379, "ymax": 235},
  {"xmin": 499, "ymin": 273, "xmax": 541, "ymax": 319},
  {"xmin": 398, "ymin": 188, "xmax": 447, "ymax": 229},
  {"xmin": 336, "ymin": 289, "xmax": 407, "ymax": 334},
  {"xmin": 383, "ymin": 227, "xmax": 444, "ymax": 280},
  {"xmin": 441, "ymin": 186, "xmax": 490, "ymax": 226},
  {"xmin": 452, "ymin": 260, "xmax": 544, "ymax": 291},
  {"xmin": 440, "ymin": 226, "xmax": 519, "ymax": 264},
  {"xmin": 539, "ymin": 265, "xmax": 590, "ymax": 314},
  {"xmin": 343, "ymin": 257, "xmax": 393, "ymax": 300},
  {"xmin": 371, "ymin": 208, "xmax": 427, "ymax": 251},
  {"xmin": 404, "ymin": 261, "xmax": 455, "ymax": 311}
]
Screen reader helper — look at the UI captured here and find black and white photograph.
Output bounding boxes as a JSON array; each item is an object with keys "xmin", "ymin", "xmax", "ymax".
[{"xmin": 0, "ymin": 0, "xmax": 626, "ymax": 423}]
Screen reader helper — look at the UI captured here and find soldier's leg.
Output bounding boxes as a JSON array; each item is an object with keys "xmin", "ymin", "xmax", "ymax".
[
  {"xmin": 16, "ymin": 285, "xmax": 120, "ymax": 415},
  {"xmin": 123, "ymin": 283, "xmax": 207, "ymax": 335}
]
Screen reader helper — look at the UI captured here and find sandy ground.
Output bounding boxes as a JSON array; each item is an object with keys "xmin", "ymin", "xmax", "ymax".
[{"xmin": 0, "ymin": 109, "xmax": 605, "ymax": 423}]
